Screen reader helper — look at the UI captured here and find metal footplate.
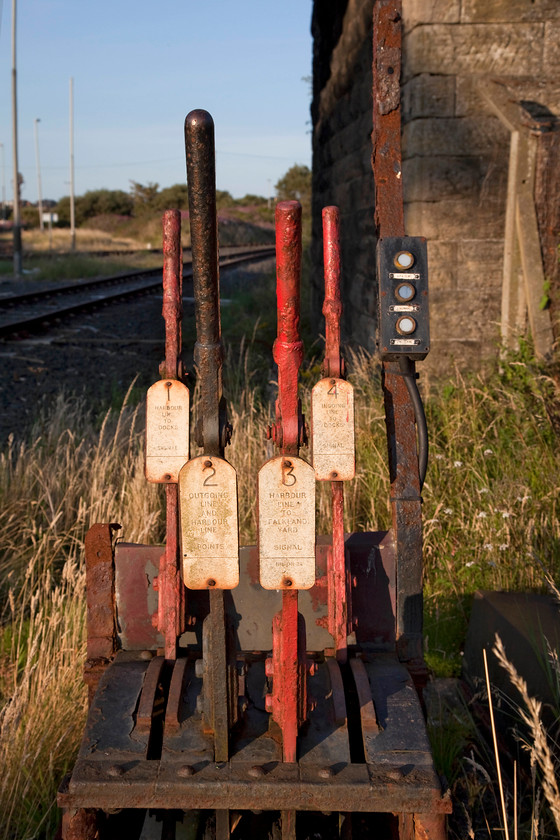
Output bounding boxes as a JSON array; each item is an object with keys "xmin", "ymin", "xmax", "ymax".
[{"xmin": 60, "ymin": 653, "xmax": 445, "ymax": 815}]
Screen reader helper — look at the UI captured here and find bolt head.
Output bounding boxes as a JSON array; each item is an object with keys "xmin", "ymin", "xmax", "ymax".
[
  {"xmin": 248, "ymin": 765, "xmax": 265, "ymax": 778},
  {"xmin": 139, "ymin": 650, "xmax": 154, "ymax": 661},
  {"xmin": 195, "ymin": 659, "xmax": 205, "ymax": 678},
  {"xmin": 265, "ymin": 658, "xmax": 274, "ymax": 677},
  {"xmin": 177, "ymin": 764, "xmax": 195, "ymax": 778},
  {"xmin": 265, "ymin": 694, "xmax": 273, "ymax": 712}
]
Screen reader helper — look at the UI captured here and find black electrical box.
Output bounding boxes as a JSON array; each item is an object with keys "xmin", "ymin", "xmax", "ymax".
[{"xmin": 377, "ymin": 236, "xmax": 429, "ymax": 361}]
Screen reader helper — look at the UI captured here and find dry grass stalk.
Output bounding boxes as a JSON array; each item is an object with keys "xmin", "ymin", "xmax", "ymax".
[
  {"xmin": 483, "ymin": 647, "xmax": 511, "ymax": 840},
  {"xmin": 493, "ymin": 633, "xmax": 560, "ymax": 835}
]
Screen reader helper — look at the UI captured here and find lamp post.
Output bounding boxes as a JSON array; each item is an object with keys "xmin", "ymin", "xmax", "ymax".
[
  {"xmin": 11, "ymin": 0, "xmax": 22, "ymax": 276},
  {"xmin": 0, "ymin": 143, "xmax": 6, "ymax": 220},
  {"xmin": 34, "ymin": 118, "xmax": 44, "ymax": 231},
  {"xmin": 69, "ymin": 77, "xmax": 75, "ymax": 251}
]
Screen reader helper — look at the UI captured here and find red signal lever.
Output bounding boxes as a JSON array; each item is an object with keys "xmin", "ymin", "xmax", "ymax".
[
  {"xmin": 263, "ymin": 201, "xmax": 310, "ymax": 764},
  {"xmin": 157, "ymin": 210, "xmax": 185, "ymax": 659},
  {"xmin": 322, "ymin": 207, "xmax": 351, "ymax": 663}
]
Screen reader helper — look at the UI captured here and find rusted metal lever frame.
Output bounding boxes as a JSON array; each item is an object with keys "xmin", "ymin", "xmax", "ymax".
[
  {"xmin": 158, "ymin": 209, "xmax": 185, "ymax": 660},
  {"xmin": 185, "ymin": 109, "xmax": 234, "ymax": 766},
  {"xmin": 269, "ymin": 200, "xmax": 308, "ymax": 763},
  {"xmin": 373, "ymin": 0, "xmax": 424, "ymax": 665},
  {"xmin": 322, "ymin": 206, "xmax": 350, "ymax": 664}
]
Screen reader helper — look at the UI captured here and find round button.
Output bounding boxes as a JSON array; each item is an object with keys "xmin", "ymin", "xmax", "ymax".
[
  {"xmin": 395, "ymin": 282, "xmax": 416, "ymax": 302},
  {"xmin": 396, "ymin": 316, "xmax": 417, "ymax": 335},
  {"xmin": 394, "ymin": 250, "xmax": 415, "ymax": 270}
]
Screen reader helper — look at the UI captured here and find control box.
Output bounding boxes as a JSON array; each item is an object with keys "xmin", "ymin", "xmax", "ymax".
[{"xmin": 377, "ymin": 236, "xmax": 429, "ymax": 361}]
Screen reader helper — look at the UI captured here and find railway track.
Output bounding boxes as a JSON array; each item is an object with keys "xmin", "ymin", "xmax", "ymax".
[{"xmin": 0, "ymin": 245, "xmax": 274, "ymax": 339}]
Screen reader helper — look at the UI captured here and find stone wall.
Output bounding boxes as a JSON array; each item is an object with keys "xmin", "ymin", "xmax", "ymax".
[{"xmin": 311, "ymin": 0, "xmax": 560, "ymax": 372}]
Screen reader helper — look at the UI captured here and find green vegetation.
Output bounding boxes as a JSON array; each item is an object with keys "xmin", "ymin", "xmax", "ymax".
[{"xmin": 0, "ymin": 253, "xmax": 559, "ymax": 836}]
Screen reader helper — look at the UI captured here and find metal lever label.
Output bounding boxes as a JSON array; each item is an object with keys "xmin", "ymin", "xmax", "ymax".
[
  {"xmin": 145, "ymin": 379, "xmax": 190, "ymax": 482},
  {"xmin": 179, "ymin": 455, "xmax": 239, "ymax": 589},
  {"xmin": 258, "ymin": 456, "xmax": 316, "ymax": 590},
  {"xmin": 311, "ymin": 378, "xmax": 355, "ymax": 481}
]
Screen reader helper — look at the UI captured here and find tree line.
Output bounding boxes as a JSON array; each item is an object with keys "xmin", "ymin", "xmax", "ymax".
[{"xmin": 52, "ymin": 164, "xmax": 310, "ymax": 227}]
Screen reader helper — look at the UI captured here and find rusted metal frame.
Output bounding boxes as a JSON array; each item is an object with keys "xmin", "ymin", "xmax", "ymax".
[
  {"xmin": 322, "ymin": 206, "xmax": 350, "ymax": 663},
  {"xmin": 69, "ymin": 524, "xmax": 118, "ymax": 840},
  {"xmin": 83, "ymin": 522, "xmax": 120, "ymax": 704},
  {"xmin": 61, "ymin": 806, "xmax": 98, "ymax": 840},
  {"xmin": 373, "ymin": 0, "xmax": 424, "ymax": 665},
  {"xmin": 270, "ymin": 201, "xmax": 308, "ymax": 771},
  {"xmin": 185, "ymin": 111, "xmax": 234, "ymax": 794}
]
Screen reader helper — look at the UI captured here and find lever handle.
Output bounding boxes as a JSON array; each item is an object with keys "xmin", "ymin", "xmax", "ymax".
[
  {"xmin": 184, "ymin": 109, "xmax": 224, "ymax": 456},
  {"xmin": 161, "ymin": 209, "xmax": 183, "ymax": 380},
  {"xmin": 322, "ymin": 206, "xmax": 342, "ymax": 379}
]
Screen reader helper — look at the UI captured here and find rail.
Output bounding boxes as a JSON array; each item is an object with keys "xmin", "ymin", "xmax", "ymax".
[{"xmin": 0, "ymin": 245, "xmax": 274, "ymax": 339}]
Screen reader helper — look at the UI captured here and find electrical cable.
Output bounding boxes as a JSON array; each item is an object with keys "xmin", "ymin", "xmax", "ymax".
[{"xmin": 399, "ymin": 356, "xmax": 428, "ymax": 490}]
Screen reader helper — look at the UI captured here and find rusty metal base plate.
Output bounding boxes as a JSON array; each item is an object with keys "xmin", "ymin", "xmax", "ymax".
[{"xmin": 59, "ymin": 651, "xmax": 449, "ymax": 816}]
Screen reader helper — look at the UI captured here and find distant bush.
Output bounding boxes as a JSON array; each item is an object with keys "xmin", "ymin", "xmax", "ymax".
[{"xmin": 57, "ymin": 190, "xmax": 134, "ymax": 226}]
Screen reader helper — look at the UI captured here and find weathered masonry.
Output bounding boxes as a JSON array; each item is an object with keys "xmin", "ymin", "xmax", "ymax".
[{"xmin": 311, "ymin": 0, "xmax": 560, "ymax": 372}]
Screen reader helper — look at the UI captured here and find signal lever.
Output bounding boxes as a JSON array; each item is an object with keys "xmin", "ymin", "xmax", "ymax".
[
  {"xmin": 259, "ymin": 200, "xmax": 315, "ymax": 763},
  {"xmin": 311, "ymin": 206, "xmax": 355, "ymax": 662},
  {"xmin": 179, "ymin": 111, "xmax": 239, "ymax": 776},
  {"xmin": 145, "ymin": 209, "xmax": 189, "ymax": 659}
]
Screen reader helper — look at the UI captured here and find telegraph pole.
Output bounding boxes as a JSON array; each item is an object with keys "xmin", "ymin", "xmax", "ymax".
[
  {"xmin": 34, "ymin": 118, "xmax": 44, "ymax": 231},
  {"xmin": 11, "ymin": 0, "xmax": 22, "ymax": 276}
]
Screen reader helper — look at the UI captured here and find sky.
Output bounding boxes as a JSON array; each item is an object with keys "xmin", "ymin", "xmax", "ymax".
[{"xmin": 0, "ymin": 0, "xmax": 313, "ymax": 204}]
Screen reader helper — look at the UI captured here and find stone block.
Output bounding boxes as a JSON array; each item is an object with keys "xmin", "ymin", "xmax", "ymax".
[
  {"xmin": 403, "ymin": 115, "xmax": 508, "ymax": 156},
  {"xmin": 402, "ymin": 75, "xmax": 456, "ymax": 120},
  {"xmin": 461, "ymin": 0, "xmax": 560, "ymax": 23},
  {"xmin": 405, "ymin": 195, "xmax": 505, "ymax": 239},
  {"xmin": 403, "ymin": 0, "xmax": 460, "ymax": 29},
  {"xmin": 424, "ymin": 336, "xmax": 489, "ymax": 375},
  {"xmin": 429, "ymin": 286, "xmax": 500, "ymax": 341},
  {"xmin": 331, "ymin": 154, "xmax": 365, "ymax": 190},
  {"xmin": 427, "ymin": 240, "xmax": 459, "ymax": 290},
  {"xmin": 458, "ymin": 239, "xmax": 504, "ymax": 275},
  {"xmin": 544, "ymin": 21, "xmax": 560, "ymax": 77},
  {"xmin": 403, "ymin": 156, "xmax": 485, "ymax": 201},
  {"xmin": 404, "ymin": 24, "xmax": 545, "ymax": 79}
]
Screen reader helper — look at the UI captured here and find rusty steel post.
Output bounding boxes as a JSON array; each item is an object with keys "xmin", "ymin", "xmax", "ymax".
[
  {"xmin": 269, "ymin": 200, "xmax": 307, "ymax": 765},
  {"xmin": 157, "ymin": 209, "xmax": 185, "ymax": 659},
  {"xmin": 321, "ymin": 206, "xmax": 350, "ymax": 663},
  {"xmin": 373, "ymin": 0, "xmax": 424, "ymax": 664},
  {"xmin": 184, "ymin": 110, "xmax": 233, "ymax": 772}
]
